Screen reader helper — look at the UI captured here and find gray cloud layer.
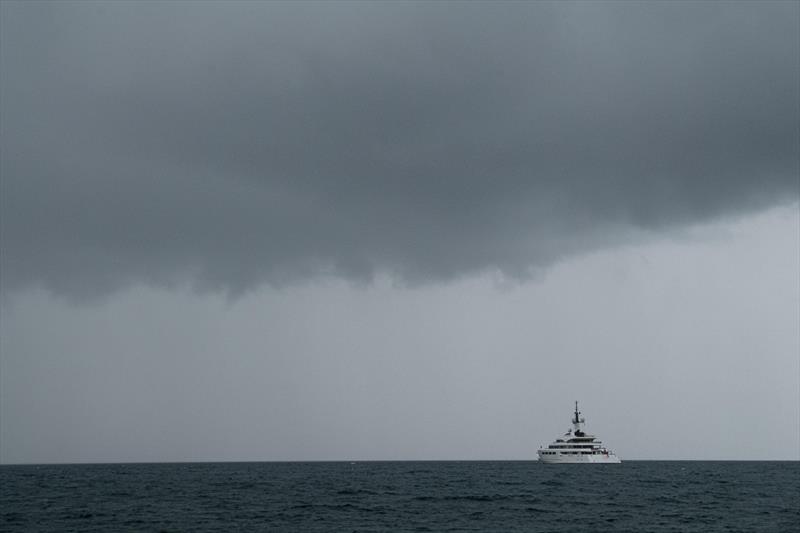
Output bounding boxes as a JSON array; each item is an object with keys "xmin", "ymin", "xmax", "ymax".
[{"xmin": 2, "ymin": 1, "xmax": 798, "ymax": 297}]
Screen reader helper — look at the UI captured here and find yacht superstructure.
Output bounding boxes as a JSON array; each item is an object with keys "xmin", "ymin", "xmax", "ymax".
[{"xmin": 537, "ymin": 402, "xmax": 621, "ymax": 463}]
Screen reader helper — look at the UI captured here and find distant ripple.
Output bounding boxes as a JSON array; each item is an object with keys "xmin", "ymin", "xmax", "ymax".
[{"xmin": 1, "ymin": 461, "xmax": 798, "ymax": 532}]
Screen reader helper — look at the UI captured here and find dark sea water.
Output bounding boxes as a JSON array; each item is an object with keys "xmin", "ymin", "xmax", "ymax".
[{"xmin": 2, "ymin": 461, "xmax": 798, "ymax": 532}]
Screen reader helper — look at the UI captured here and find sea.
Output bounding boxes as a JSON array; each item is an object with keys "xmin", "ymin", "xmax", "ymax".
[{"xmin": 1, "ymin": 461, "xmax": 798, "ymax": 532}]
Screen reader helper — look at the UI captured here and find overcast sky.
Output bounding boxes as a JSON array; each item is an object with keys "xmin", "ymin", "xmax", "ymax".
[{"xmin": 1, "ymin": 1, "xmax": 798, "ymax": 463}]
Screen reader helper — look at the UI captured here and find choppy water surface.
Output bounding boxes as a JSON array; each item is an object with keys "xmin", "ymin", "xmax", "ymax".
[{"xmin": 2, "ymin": 461, "xmax": 797, "ymax": 532}]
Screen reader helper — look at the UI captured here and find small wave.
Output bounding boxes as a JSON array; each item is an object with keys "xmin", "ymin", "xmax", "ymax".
[
  {"xmin": 445, "ymin": 494, "xmax": 510, "ymax": 502},
  {"xmin": 2, "ymin": 512, "xmax": 24, "ymax": 523},
  {"xmin": 288, "ymin": 503, "xmax": 313, "ymax": 510},
  {"xmin": 540, "ymin": 479, "xmax": 564, "ymax": 487},
  {"xmin": 336, "ymin": 488, "xmax": 378, "ymax": 496},
  {"xmin": 525, "ymin": 506, "xmax": 553, "ymax": 514}
]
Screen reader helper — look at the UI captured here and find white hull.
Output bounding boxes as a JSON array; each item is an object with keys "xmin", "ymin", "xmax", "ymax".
[{"xmin": 538, "ymin": 451, "xmax": 621, "ymax": 464}]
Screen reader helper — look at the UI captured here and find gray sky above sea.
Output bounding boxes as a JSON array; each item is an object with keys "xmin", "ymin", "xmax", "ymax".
[{"xmin": 1, "ymin": 1, "xmax": 798, "ymax": 463}]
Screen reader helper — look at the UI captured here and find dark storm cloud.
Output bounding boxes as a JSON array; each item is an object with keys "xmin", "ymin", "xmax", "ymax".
[{"xmin": 1, "ymin": 1, "xmax": 797, "ymax": 297}]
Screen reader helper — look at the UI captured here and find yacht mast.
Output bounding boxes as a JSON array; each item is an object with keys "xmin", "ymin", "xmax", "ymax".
[{"xmin": 572, "ymin": 401, "xmax": 585, "ymax": 431}]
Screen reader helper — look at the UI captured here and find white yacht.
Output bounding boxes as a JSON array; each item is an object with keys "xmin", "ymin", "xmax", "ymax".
[{"xmin": 538, "ymin": 402, "xmax": 621, "ymax": 463}]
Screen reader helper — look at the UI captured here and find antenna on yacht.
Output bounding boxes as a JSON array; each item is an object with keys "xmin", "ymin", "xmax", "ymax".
[{"xmin": 573, "ymin": 401, "xmax": 586, "ymax": 432}]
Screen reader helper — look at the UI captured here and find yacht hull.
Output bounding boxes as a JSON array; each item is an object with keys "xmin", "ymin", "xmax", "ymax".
[{"xmin": 538, "ymin": 452, "xmax": 621, "ymax": 464}]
